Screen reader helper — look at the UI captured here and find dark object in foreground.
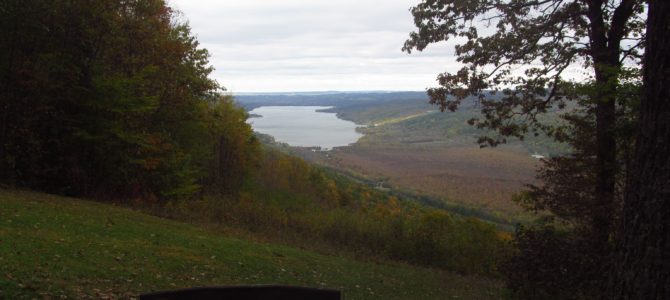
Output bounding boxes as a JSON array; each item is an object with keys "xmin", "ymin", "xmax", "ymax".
[{"xmin": 139, "ymin": 285, "xmax": 341, "ymax": 300}]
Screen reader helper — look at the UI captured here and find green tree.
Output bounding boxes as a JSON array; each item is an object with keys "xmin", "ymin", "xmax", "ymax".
[{"xmin": 403, "ymin": 0, "xmax": 645, "ymax": 251}]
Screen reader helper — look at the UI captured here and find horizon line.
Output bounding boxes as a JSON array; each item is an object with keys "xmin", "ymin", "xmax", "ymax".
[{"xmin": 229, "ymin": 89, "xmax": 427, "ymax": 95}]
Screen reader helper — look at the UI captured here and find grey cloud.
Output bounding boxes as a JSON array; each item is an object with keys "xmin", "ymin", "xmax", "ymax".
[{"xmin": 170, "ymin": 0, "xmax": 453, "ymax": 92}]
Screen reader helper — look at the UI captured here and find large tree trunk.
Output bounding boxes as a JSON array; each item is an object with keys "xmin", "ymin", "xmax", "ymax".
[
  {"xmin": 608, "ymin": 1, "xmax": 670, "ymax": 298},
  {"xmin": 593, "ymin": 68, "xmax": 618, "ymax": 250},
  {"xmin": 587, "ymin": 0, "xmax": 620, "ymax": 252}
]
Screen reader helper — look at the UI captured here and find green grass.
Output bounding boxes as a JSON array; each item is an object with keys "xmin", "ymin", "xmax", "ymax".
[{"xmin": 0, "ymin": 189, "xmax": 504, "ymax": 299}]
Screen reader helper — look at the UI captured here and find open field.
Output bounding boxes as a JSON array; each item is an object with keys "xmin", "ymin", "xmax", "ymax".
[
  {"xmin": 305, "ymin": 144, "xmax": 538, "ymax": 217},
  {"xmin": 0, "ymin": 189, "xmax": 504, "ymax": 299},
  {"xmin": 299, "ymin": 107, "xmax": 545, "ymax": 219}
]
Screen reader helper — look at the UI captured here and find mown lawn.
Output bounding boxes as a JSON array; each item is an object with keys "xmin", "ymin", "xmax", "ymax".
[{"xmin": 0, "ymin": 188, "xmax": 503, "ymax": 299}]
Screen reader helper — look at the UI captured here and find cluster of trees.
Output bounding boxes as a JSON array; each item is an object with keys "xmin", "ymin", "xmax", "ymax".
[
  {"xmin": 405, "ymin": 0, "xmax": 668, "ymax": 298},
  {"xmin": 0, "ymin": 0, "xmax": 258, "ymax": 200}
]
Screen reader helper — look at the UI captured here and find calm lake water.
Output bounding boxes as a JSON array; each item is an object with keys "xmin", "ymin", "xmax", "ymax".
[{"xmin": 248, "ymin": 106, "xmax": 363, "ymax": 150}]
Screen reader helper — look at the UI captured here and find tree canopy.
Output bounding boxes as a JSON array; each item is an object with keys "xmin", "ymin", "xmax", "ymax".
[{"xmin": 403, "ymin": 0, "xmax": 644, "ymax": 143}]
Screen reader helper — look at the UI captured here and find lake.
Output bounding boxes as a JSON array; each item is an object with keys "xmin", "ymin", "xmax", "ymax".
[{"xmin": 248, "ymin": 106, "xmax": 363, "ymax": 150}]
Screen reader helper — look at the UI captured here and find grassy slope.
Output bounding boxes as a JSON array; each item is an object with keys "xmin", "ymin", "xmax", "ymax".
[{"xmin": 0, "ymin": 189, "xmax": 503, "ymax": 299}]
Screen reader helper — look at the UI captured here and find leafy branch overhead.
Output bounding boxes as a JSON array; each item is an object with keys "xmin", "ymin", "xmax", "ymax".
[{"xmin": 403, "ymin": 0, "xmax": 645, "ymax": 146}]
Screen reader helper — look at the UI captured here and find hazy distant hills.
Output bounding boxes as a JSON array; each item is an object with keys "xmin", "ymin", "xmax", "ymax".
[{"xmin": 234, "ymin": 91, "xmax": 432, "ymax": 111}]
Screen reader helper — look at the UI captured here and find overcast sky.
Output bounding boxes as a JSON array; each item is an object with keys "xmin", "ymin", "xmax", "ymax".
[{"xmin": 168, "ymin": 0, "xmax": 464, "ymax": 93}]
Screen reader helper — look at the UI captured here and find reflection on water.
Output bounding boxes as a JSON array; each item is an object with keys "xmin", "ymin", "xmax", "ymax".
[{"xmin": 248, "ymin": 106, "xmax": 362, "ymax": 150}]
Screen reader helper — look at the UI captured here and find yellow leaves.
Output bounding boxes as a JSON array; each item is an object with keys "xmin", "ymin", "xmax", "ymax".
[
  {"xmin": 373, "ymin": 196, "xmax": 403, "ymax": 219},
  {"xmin": 496, "ymin": 231, "xmax": 513, "ymax": 242}
]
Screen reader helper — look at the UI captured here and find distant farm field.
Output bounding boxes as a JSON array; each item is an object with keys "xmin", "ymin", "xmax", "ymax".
[{"xmin": 315, "ymin": 144, "xmax": 539, "ymax": 217}]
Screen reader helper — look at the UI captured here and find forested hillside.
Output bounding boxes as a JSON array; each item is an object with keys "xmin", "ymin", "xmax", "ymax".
[{"xmin": 0, "ymin": 0, "xmax": 258, "ymax": 200}]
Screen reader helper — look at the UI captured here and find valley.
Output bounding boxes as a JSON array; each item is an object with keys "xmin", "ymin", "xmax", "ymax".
[{"xmin": 237, "ymin": 92, "xmax": 567, "ymax": 221}]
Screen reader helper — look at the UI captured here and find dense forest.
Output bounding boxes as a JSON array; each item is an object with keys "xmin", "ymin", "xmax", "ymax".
[{"xmin": 0, "ymin": 0, "xmax": 257, "ymax": 200}]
